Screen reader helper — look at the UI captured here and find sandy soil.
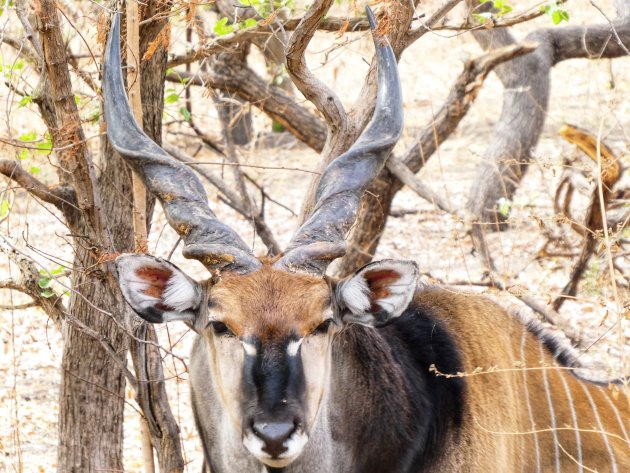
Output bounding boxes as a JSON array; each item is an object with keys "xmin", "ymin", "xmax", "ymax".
[{"xmin": 1, "ymin": 0, "xmax": 629, "ymax": 471}]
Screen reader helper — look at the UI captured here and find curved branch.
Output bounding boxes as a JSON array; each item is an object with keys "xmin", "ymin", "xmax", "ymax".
[
  {"xmin": 0, "ymin": 159, "xmax": 78, "ymax": 216},
  {"xmin": 285, "ymin": 0, "xmax": 346, "ymax": 132},
  {"xmin": 166, "ymin": 17, "xmax": 370, "ymax": 68},
  {"xmin": 0, "ymin": 234, "xmax": 65, "ymax": 329},
  {"xmin": 166, "ymin": 67, "xmax": 327, "ymax": 152}
]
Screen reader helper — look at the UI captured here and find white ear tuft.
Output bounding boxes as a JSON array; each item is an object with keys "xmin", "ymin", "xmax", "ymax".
[
  {"xmin": 162, "ymin": 269, "xmax": 200, "ymax": 312},
  {"xmin": 339, "ymin": 276, "xmax": 371, "ymax": 314},
  {"xmin": 336, "ymin": 259, "xmax": 418, "ymax": 327}
]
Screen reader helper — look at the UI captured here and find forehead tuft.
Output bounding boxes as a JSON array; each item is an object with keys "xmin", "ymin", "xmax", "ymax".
[{"xmin": 210, "ymin": 264, "xmax": 330, "ymax": 339}]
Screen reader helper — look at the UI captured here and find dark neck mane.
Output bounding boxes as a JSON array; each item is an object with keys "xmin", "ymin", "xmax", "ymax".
[{"xmin": 330, "ymin": 306, "xmax": 466, "ymax": 473}]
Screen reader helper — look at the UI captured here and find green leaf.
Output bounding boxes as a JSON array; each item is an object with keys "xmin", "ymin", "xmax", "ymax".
[
  {"xmin": 18, "ymin": 96, "xmax": 33, "ymax": 108},
  {"xmin": 214, "ymin": 17, "xmax": 235, "ymax": 36},
  {"xmin": 41, "ymin": 289, "xmax": 55, "ymax": 298},
  {"xmin": 497, "ymin": 197, "xmax": 512, "ymax": 218},
  {"xmin": 272, "ymin": 120, "xmax": 285, "ymax": 133},
  {"xmin": 243, "ymin": 18, "xmax": 257, "ymax": 28},
  {"xmin": 179, "ymin": 106, "xmax": 191, "ymax": 122},
  {"xmin": 19, "ymin": 131, "xmax": 37, "ymax": 142},
  {"xmin": 51, "ymin": 265, "xmax": 66, "ymax": 275},
  {"xmin": 541, "ymin": 2, "xmax": 570, "ymax": 25},
  {"xmin": 17, "ymin": 149, "xmax": 29, "ymax": 160},
  {"xmin": 38, "ymin": 277, "xmax": 52, "ymax": 289},
  {"xmin": 36, "ymin": 142, "xmax": 52, "ymax": 154},
  {"xmin": 29, "ymin": 166, "xmax": 41, "ymax": 174},
  {"xmin": 0, "ymin": 198, "xmax": 10, "ymax": 219},
  {"xmin": 165, "ymin": 92, "xmax": 180, "ymax": 104}
]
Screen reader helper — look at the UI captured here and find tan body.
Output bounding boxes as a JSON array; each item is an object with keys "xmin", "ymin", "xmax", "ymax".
[{"xmin": 418, "ymin": 289, "xmax": 630, "ymax": 473}]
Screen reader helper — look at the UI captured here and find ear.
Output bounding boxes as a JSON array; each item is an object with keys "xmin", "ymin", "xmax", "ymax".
[
  {"xmin": 336, "ymin": 260, "xmax": 418, "ymax": 327},
  {"xmin": 115, "ymin": 254, "xmax": 203, "ymax": 325}
]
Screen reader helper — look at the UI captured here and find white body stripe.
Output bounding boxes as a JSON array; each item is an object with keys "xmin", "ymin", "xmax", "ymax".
[
  {"xmin": 559, "ymin": 370, "xmax": 583, "ymax": 472},
  {"xmin": 600, "ymin": 387, "xmax": 630, "ymax": 444},
  {"xmin": 539, "ymin": 342, "xmax": 561, "ymax": 473},
  {"xmin": 580, "ymin": 383, "xmax": 618, "ymax": 473},
  {"xmin": 521, "ymin": 329, "xmax": 541, "ymax": 473}
]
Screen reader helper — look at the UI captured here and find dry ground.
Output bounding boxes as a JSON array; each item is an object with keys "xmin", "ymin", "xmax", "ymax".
[{"xmin": 1, "ymin": 0, "xmax": 629, "ymax": 471}]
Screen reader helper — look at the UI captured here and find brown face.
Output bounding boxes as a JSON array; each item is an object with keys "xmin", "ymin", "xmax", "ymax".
[{"xmin": 201, "ymin": 265, "xmax": 336, "ymax": 468}]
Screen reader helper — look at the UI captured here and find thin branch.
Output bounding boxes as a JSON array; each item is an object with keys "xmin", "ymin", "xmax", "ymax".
[
  {"xmin": 0, "ymin": 234, "xmax": 65, "ymax": 329},
  {"xmin": 405, "ymin": 0, "xmax": 464, "ymax": 46},
  {"xmin": 285, "ymin": 0, "xmax": 346, "ymax": 132},
  {"xmin": 400, "ymin": 42, "xmax": 537, "ymax": 171},
  {"xmin": 0, "ymin": 159, "xmax": 78, "ymax": 214},
  {"xmin": 425, "ymin": 0, "xmax": 568, "ymax": 34},
  {"xmin": 0, "ymin": 34, "xmax": 42, "ymax": 68},
  {"xmin": 0, "ymin": 301, "xmax": 39, "ymax": 310},
  {"xmin": 166, "ymin": 67, "xmax": 327, "ymax": 152},
  {"xmin": 16, "ymin": 0, "xmax": 45, "ymax": 62},
  {"xmin": 164, "ymin": 143, "xmax": 281, "ymax": 254},
  {"xmin": 163, "ymin": 143, "xmax": 248, "ymax": 211},
  {"xmin": 166, "ymin": 17, "xmax": 369, "ymax": 68},
  {"xmin": 386, "ymin": 156, "xmax": 458, "ymax": 215}
]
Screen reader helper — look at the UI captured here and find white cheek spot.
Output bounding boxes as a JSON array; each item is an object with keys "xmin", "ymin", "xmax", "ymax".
[
  {"xmin": 340, "ymin": 277, "xmax": 371, "ymax": 314},
  {"xmin": 242, "ymin": 341, "xmax": 257, "ymax": 356},
  {"xmin": 287, "ymin": 338, "xmax": 303, "ymax": 357},
  {"xmin": 161, "ymin": 270, "xmax": 199, "ymax": 311}
]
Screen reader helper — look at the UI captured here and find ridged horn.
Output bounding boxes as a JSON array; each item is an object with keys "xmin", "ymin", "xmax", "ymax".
[
  {"xmin": 102, "ymin": 12, "xmax": 261, "ymax": 274},
  {"xmin": 274, "ymin": 6, "xmax": 404, "ymax": 276}
]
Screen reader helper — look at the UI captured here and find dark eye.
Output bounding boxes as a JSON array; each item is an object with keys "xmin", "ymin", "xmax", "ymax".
[
  {"xmin": 208, "ymin": 321, "xmax": 232, "ymax": 336},
  {"xmin": 314, "ymin": 318, "xmax": 335, "ymax": 335}
]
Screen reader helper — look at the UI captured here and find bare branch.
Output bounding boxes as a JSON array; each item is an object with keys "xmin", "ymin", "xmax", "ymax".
[
  {"xmin": 0, "ymin": 301, "xmax": 39, "ymax": 310},
  {"xmin": 16, "ymin": 0, "xmax": 45, "ymax": 61},
  {"xmin": 405, "ymin": 0, "xmax": 464, "ymax": 47},
  {"xmin": 166, "ymin": 17, "xmax": 369, "ymax": 68},
  {"xmin": 401, "ymin": 42, "xmax": 537, "ymax": 171},
  {"xmin": 0, "ymin": 234, "xmax": 65, "ymax": 329},
  {"xmin": 35, "ymin": 0, "xmax": 105, "ymax": 243},
  {"xmin": 386, "ymin": 156, "xmax": 457, "ymax": 215},
  {"xmin": 0, "ymin": 34, "xmax": 42, "ymax": 68},
  {"xmin": 164, "ymin": 143, "xmax": 281, "ymax": 255},
  {"xmin": 163, "ymin": 144, "xmax": 245, "ymax": 212},
  {"xmin": 286, "ymin": 0, "xmax": 346, "ymax": 133},
  {"xmin": 166, "ymin": 67, "xmax": 327, "ymax": 152},
  {"xmin": 0, "ymin": 159, "xmax": 78, "ymax": 215}
]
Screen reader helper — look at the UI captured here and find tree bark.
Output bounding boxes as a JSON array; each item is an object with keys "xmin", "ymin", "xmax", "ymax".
[{"xmin": 54, "ymin": 1, "xmax": 170, "ymax": 471}]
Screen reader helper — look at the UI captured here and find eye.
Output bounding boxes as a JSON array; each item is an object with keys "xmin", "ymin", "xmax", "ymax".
[
  {"xmin": 207, "ymin": 321, "xmax": 233, "ymax": 336},
  {"xmin": 313, "ymin": 318, "xmax": 335, "ymax": 335}
]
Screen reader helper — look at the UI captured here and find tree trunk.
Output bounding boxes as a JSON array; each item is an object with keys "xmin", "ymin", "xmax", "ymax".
[
  {"xmin": 56, "ymin": 2, "xmax": 169, "ymax": 470},
  {"xmin": 465, "ymin": 0, "xmax": 630, "ymax": 232}
]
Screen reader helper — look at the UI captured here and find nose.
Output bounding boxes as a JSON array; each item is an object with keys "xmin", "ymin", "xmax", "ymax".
[{"xmin": 252, "ymin": 421, "xmax": 297, "ymax": 457}]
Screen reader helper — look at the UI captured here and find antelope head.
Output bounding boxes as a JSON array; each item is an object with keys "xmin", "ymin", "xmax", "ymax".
[{"xmin": 104, "ymin": 8, "xmax": 417, "ymax": 468}]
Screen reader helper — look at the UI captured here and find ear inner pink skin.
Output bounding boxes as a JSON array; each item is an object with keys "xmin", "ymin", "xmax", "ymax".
[
  {"xmin": 364, "ymin": 269, "xmax": 400, "ymax": 312},
  {"xmin": 135, "ymin": 267, "xmax": 173, "ymax": 299}
]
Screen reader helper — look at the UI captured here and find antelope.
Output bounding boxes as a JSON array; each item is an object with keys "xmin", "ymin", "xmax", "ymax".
[{"xmin": 103, "ymin": 8, "xmax": 630, "ymax": 473}]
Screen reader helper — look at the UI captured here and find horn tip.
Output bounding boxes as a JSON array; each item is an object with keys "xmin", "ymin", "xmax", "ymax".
[{"xmin": 366, "ymin": 5, "xmax": 377, "ymax": 30}]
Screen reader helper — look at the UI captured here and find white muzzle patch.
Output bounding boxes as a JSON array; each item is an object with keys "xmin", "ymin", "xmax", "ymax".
[{"xmin": 242, "ymin": 429, "xmax": 308, "ymax": 468}]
